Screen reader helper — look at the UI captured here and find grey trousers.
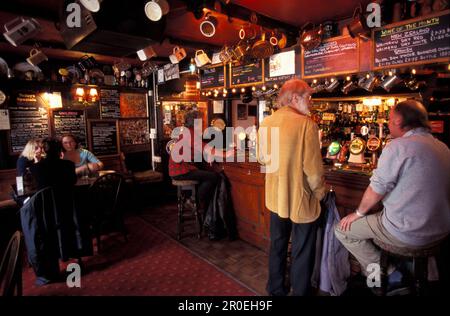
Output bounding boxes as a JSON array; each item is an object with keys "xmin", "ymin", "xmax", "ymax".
[{"xmin": 334, "ymin": 211, "xmax": 410, "ymax": 276}]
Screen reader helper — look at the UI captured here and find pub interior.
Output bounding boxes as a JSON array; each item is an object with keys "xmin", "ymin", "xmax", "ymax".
[{"xmin": 0, "ymin": 0, "xmax": 449, "ymax": 298}]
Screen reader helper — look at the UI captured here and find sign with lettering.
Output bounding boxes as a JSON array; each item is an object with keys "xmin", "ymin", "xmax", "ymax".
[
  {"xmin": 53, "ymin": 110, "xmax": 86, "ymax": 148},
  {"xmin": 9, "ymin": 92, "xmax": 50, "ymax": 153},
  {"xmin": 200, "ymin": 65, "xmax": 226, "ymax": 89},
  {"xmin": 88, "ymin": 119, "xmax": 120, "ymax": 157},
  {"xmin": 373, "ymin": 10, "xmax": 450, "ymax": 69},
  {"xmin": 302, "ymin": 35, "xmax": 359, "ymax": 78},
  {"xmin": 264, "ymin": 46, "xmax": 301, "ymax": 83},
  {"xmin": 100, "ymin": 89, "xmax": 120, "ymax": 119},
  {"xmin": 230, "ymin": 60, "xmax": 263, "ymax": 87}
]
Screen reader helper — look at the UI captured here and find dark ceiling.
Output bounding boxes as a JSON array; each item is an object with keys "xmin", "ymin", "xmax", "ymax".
[{"xmin": 0, "ymin": 0, "xmax": 372, "ymax": 62}]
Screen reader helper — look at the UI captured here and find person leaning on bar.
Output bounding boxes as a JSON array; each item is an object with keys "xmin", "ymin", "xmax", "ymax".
[
  {"xmin": 61, "ymin": 134, "xmax": 104, "ymax": 176},
  {"xmin": 258, "ymin": 78, "xmax": 326, "ymax": 296},
  {"xmin": 335, "ymin": 100, "xmax": 450, "ymax": 291}
]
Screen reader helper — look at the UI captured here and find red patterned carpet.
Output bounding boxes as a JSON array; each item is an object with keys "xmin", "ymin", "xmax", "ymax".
[{"xmin": 22, "ymin": 217, "xmax": 256, "ymax": 296}]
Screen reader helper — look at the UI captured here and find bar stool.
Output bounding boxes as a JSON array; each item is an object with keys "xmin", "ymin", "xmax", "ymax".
[
  {"xmin": 172, "ymin": 179, "xmax": 202, "ymax": 240},
  {"xmin": 374, "ymin": 236, "xmax": 448, "ymax": 296}
]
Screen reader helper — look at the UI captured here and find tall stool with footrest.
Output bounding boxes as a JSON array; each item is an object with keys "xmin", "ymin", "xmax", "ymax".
[{"xmin": 171, "ymin": 180, "xmax": 202, "ymax": 240}]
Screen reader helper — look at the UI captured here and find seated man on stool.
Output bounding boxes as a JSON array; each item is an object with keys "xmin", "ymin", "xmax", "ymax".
[
  {"xmin": 169, "ymin": 110, "xmax": 234, "ymax": 212},
  {"xmin": 335, "ymin": 100, "xmax": 450, "ymax": 292}
]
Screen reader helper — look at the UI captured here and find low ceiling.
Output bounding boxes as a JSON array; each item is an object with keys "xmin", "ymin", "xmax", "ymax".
[{"xmin": 0, "ymin": 0, "xmax": 372, "ymax": 64}]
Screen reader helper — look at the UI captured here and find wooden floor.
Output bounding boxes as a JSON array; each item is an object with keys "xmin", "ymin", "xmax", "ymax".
[{"xmin": 140, "ymin": 201, "xmax": 269, "ymax": 296}]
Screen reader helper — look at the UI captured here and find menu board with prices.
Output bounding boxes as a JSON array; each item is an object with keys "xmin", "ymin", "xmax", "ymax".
[
  {"xmin": 200, "ymin": 65, "xmax": 226, "ymax": 89},
  {"xmin": 373, "ymin": 10, "xmax": 450, "ymax": 69},
  {"xmin": 100, "ymin": 89, "xmax": 120, "ymax": 119},
  {"xmin": 53, "ymin": 110, "xmax": 87, "ymax": 148},
  {"xmin": 9, "ymin": 92, "xmax": 49, "ymax": 153},
  {"xmin": 88, "ymin": 120, "xmax": 120, "ymax": 157},
  {"xmin": 230, "ymin": 60, "xmax": 263, "ymax": 87},
  {"xmin": 264, "ymin": 46, "xmax": 301, "ymax": 83},
  {"xmin": 302, "ymin": 35, "xmax": 359, "ymax": 78}
]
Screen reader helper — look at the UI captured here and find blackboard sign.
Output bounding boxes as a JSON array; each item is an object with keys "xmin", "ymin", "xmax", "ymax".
[
  {"xmin": 230, "ymin": 60, "xmax": 263, "ymax": 87},
  {"xmin": 9, "ymin": 92, "xmax": 49, "ymax": 153},
  {"xmin": 88, "ymin": 119, "xmax": 120, "ymax": 157},
  {"xmin": 265, "ymin": 46, "xmax": 301, "ymax": 83},
  {"xmin": 200, "ymin": 65, "xmax": 226, "ymax": 89},
  {"xmin": 53, "ymin": 110, "xmax": 87, "ymax": 148},
  {"xmin": 302, "ymin": 35, "xmax": 359, "ymax": 78},
  {"xmin": 100, "ymin": 89, "xmax": 120, "ymax": 118},
  {"xmin": 373, "ymin": 10, "xmax": 450, "ymax": 69}
]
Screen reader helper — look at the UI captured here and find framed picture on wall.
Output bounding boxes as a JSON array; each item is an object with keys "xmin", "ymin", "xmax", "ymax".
[{"xmin": 237, "ymin": 104, "xmax": 247, "ymax": 120}]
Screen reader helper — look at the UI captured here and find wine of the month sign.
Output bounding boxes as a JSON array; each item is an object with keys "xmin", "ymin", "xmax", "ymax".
[
  {"xmin": 302, "ymin": 35, "xmax": 359, "ymax": 78},
  {"xmin": 200, "ymin": 65, "xmax": 226, "ymax": 89},
  {"xmin": 88, "ymin": 120, "xmax": 120, "ymax": 157},
  {"xmin": 53, "ymin": 110, "xmax": 87, "ymax": 148},
  {"xmin": 230, "ymin": 60, "xmax": 263, "ymax": 87},
  {"xmin": 9, "ymin": 92, "xmax": 50, "ymax": 153},
  {"xmin": 100, "ymin": 89, "xmax": 120, "ymax": 118},
  {"xmin": 373, "ymin": 10, "xmax": 450, "ymax": 69}
]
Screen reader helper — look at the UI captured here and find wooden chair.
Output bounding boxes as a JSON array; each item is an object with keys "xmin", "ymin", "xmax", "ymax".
[
  {"xmin": 89, "ymin": 173, "xmax": 126, "ymax": 253},
  {"xmin": 0, "ymin": 231, "xmax": 24, "ymax": 296}
]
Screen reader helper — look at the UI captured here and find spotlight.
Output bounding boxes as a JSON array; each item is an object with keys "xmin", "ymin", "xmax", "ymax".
[
  {"xmin": 232, "ymin": 88, "xmax": 236, "ymax": 93},
  {"xmin": 241, "ymin": 88, "xmax": 246, "ymax": 93}
]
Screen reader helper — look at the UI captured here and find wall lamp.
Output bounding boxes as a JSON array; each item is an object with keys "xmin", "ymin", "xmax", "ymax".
[{"xmin": 74, "ymin": 86, "xmax": 98, "ymax": 103}]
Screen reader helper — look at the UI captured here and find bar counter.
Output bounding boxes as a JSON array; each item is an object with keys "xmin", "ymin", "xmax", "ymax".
[{"xmin": 219, "ymin": 160, "xmax": 378, "ymax": 252}]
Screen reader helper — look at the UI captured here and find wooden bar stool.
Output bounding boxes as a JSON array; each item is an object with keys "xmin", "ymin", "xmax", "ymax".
[
  {"xmin": 374, "ymin": 237, "xmax": 447, "ymax": 296},
  {"xmin": 172, "ymin": 180, "xmax": 202, "ymax": 240}
]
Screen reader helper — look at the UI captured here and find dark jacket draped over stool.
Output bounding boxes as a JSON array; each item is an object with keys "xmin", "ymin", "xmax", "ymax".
[
  {"xmin": 20, "ymin": 187, "xmax": 93, "ymax": 280},
  {"xmin": 203, "ymin": 172, "xmax": 237, "ymax": 241}
]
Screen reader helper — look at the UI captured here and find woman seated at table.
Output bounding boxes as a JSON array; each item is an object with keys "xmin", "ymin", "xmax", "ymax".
[
  {"xmin": 16, "ymin": 139, "xmax": 43, "ymax": 176},
  {"xmin": 61, "ymin": 134, "xmax": 104, "ymax": 176}
]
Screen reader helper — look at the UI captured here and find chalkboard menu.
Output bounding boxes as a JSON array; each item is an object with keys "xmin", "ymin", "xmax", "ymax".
[
  {"xmin": 373, "ymin": 10, "xmax": 450, "ymax": 69},
  {"xmin": 200, "ymin": 65, "xmax": 226, "ymax": 89},
  {"xmin": 9, "ymin": 92, "xmax": 49, "ymax": 153},
  {"xmin": 230, "ymin": 60, "xmax": 263, "ymax": 87},
  {"xmin": 53, "ymin": 110, "xmax": 86, "ymax": 148},
  {"xmin": 302, "ymin": 35, "xmax": 359, "ymax": 78},
  {"xmin": 88, "ymin": 119, "xmax": 120, "ymax": 157},
  {"xmin": 265, "ymin": 46, "xmax": 301, "ymax": 83},
  {"xmin": 100, "ymin": 89, "xmax": 120, "ymax": 118}
]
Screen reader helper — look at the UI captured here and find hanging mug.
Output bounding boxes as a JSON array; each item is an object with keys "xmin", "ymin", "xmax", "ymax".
[
  {"xmin": 194, "ymin": 50, "xmax": 211, "ymax": 67},
  {"xmin": 169, "ymin": 46, "xmax": 186, "ymax": 64},
  {"xmin": 26, "ymin": 48, "xmax": 48, "ymax": 66}
]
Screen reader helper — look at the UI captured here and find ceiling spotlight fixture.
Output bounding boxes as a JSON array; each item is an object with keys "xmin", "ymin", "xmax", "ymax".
[
  {"xmin": 200, "ymin": 12, "xmax": 218, "ymax": 37},
  {"xmin": 79, "ymin": 0, "xmax": 101, "ymax": 12},
  {"xmin": 145, "ymin": 0, "xmax": 170, "ymax": 22}
]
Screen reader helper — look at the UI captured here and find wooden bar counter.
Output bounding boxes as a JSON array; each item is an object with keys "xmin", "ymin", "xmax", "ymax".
[{"xmin": 219, "ymin": 160, "xmax": 374, "ymax": 252}]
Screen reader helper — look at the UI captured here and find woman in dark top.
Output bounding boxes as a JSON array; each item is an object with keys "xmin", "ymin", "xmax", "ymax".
[
  {"xmin": 16, "ymin": 139, "xmax": 43, "ymax": 176},
  {"xmin": 30, "ymin": 137, "xmax": 77, "ymax": 190}
]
